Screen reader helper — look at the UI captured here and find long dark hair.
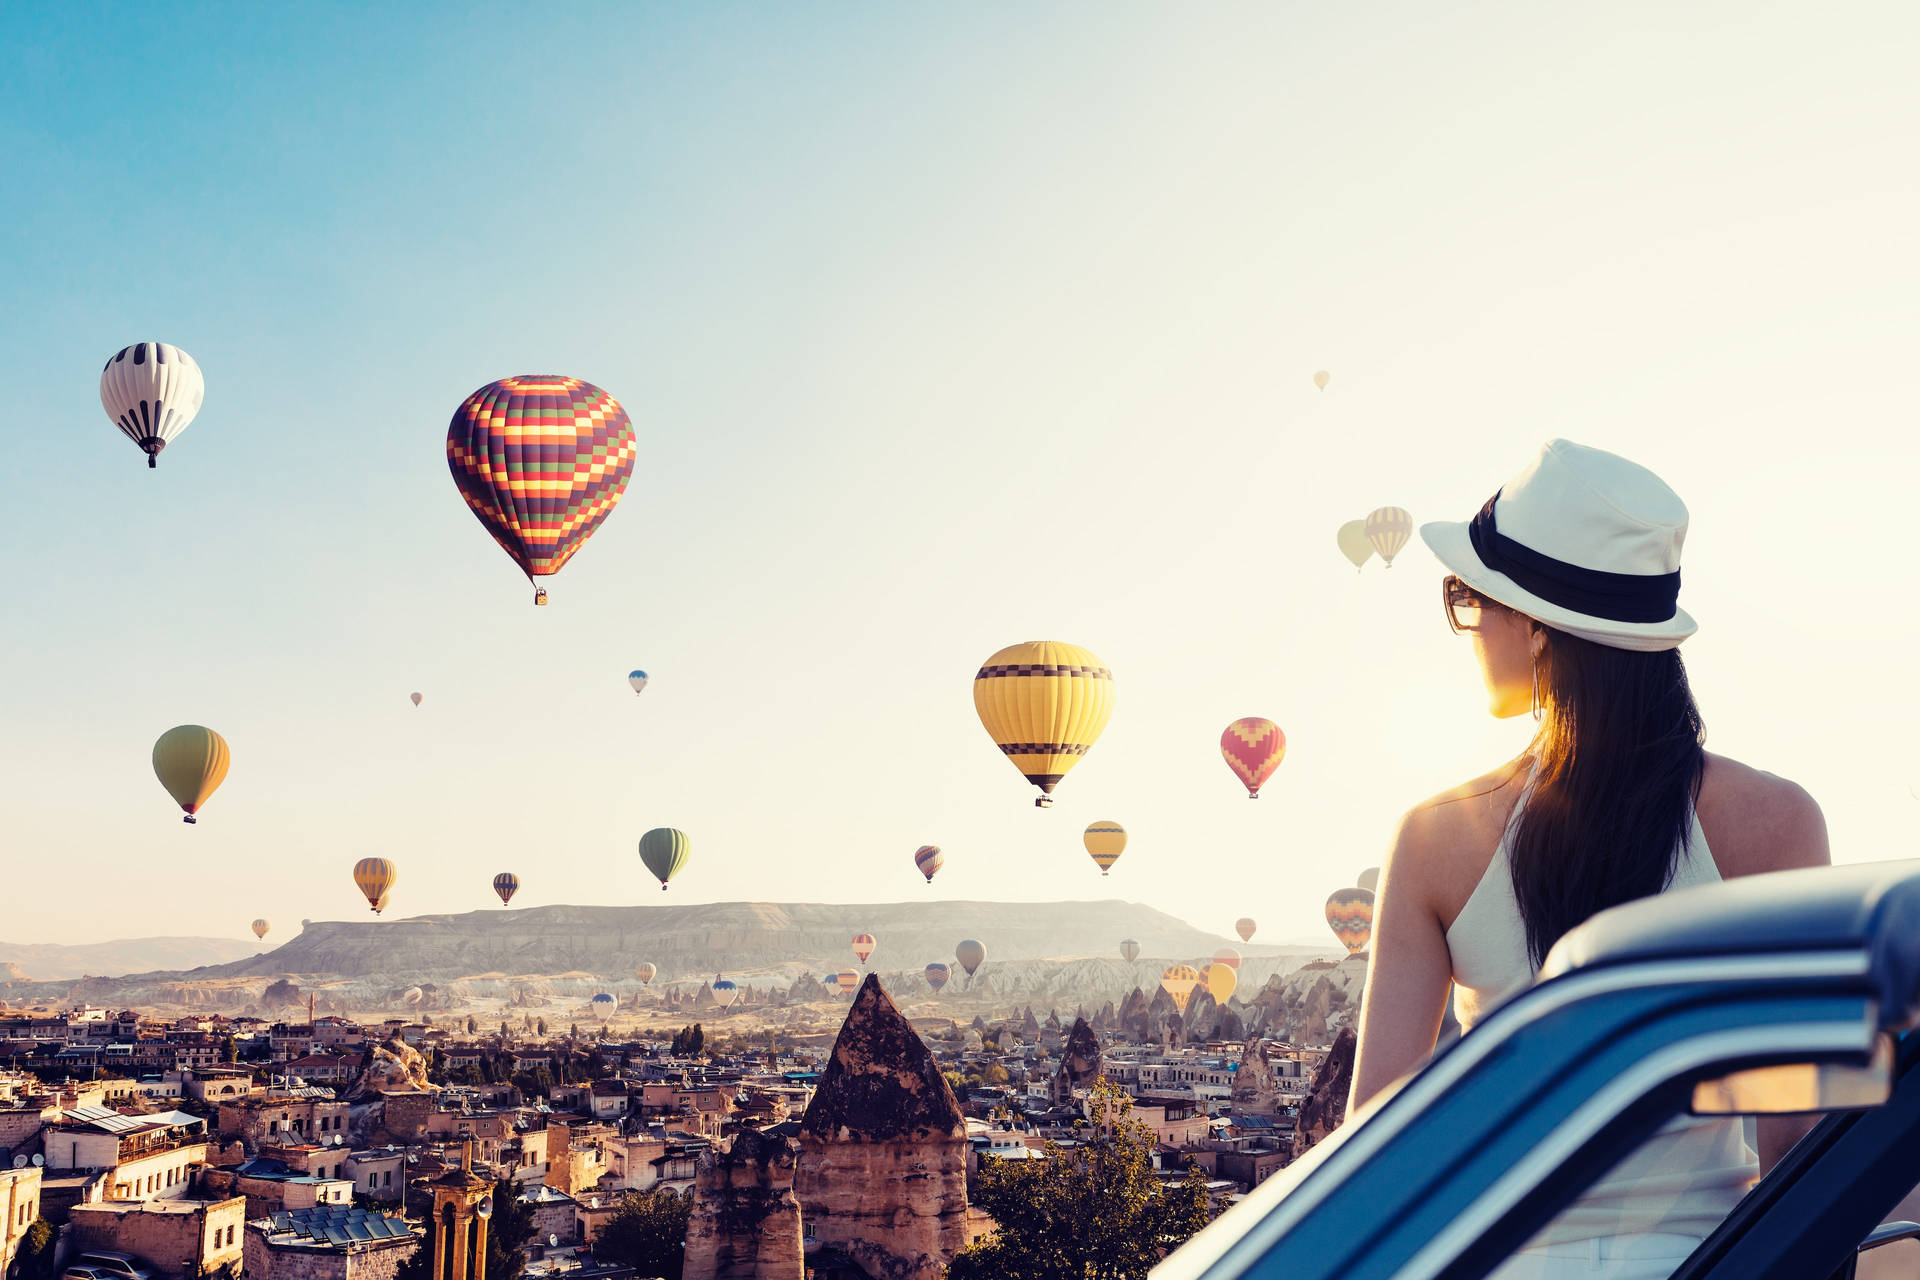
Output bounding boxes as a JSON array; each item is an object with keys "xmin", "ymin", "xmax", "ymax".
[{"xmin": 1509, "ymin": 627, "xmax": 1706, "ymax": 967}]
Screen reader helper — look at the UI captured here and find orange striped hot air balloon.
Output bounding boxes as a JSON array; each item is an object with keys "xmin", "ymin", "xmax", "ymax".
[
  {"xmin": 833, "ymin": 970, "xmax": 859, "ymax": 997},
  {"xmin": 1326, "ymin": 887, "xmax": 1376, "ymax": 955},
  {"xmin": 353, "ymin": 858, "xmax": 398, "ymax": 914},
  {"xmin": 913, "ymin": 845, "xmax": 944, "ymax": 884},
  {"xmin": 851, "ymin": 933, "xmax": 876, "ymax": 964},
  {"xmin": 1221, "ymin": 718, "xmax": 1287, "ymax": 798},
  {"xmin": 1083, "ymin": 821, "xmax": 1127, "ymax": 876},
  {"xmin": 1160, "ymin": 964, "xmax": 1202, "ymax": 1013}
]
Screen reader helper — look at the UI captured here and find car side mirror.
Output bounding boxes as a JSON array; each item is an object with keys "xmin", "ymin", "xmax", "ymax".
[{"xmin": 1692, "ymin": 1034, "xmax": 1895, "ymax": 1115}]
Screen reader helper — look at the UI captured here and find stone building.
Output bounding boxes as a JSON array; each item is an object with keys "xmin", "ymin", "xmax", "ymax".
[
  {"xmin": 218, "ymin": 1096, "xmax": 350, "ymax": 1151},
  {"xmin": 68, "ymin": 1196, "xmax": 247, "ymax": 1279},
  {"xmin": 796, "ymin": 974, "xmax": 971, "ymax": 1280},
  {"xmin": 0, "ymin": 1165, "xmax": 42, "ymax": 1277},
  {"xmin": 243, "ymin": 1203, "xmax": 419, "ymax": 1280},
  {"xmin": 682, "ymin": 1128, "xmax": 802, "ymax": 1280}
]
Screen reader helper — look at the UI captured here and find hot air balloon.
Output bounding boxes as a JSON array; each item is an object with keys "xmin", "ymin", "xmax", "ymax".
[
  {"xmin": 711, "ymin": 979, "xmax": 739, "ymax": 1010},
  {"xmin": 492, "ymin": 872, "xmax": 519, "ymax": 906},
  {"xmin": 100, "ymin": 342, "xmax": 205, "ymax": 468},
  {"xmin": 1337, "ymin": 521, "xmax": 1373, "ymax": 571},
  {"xmin": 1364, "ymin": 506, "xmax": 1413, "ymax": 567},
  {"xmin": 1160, "ymin": 964, "xmax": 1202, "ymax": 1013},
  {"xmin": 628, "ymin": 671, "xmax": 648, "ymax": 695},
  {"xmin": 353, "ymin": 858, "xmax": 398, "ymax": 914},
  {"xmin": 635, "ymin": 963, "xmax": 657, "ymax": 986},
  {"xmin": 403, "ymin": 987, "xmax": 424, "ymax": 1006},
  {"xmin": 1326, "ymin": 887, "xmax": 1376, "ymax": 956},
  {"xmin": 1119, "ymin": 939, "xmax": 1141, "ymax": 963},
  {"xmin": 913, "ymin": 845, "xmax": 944, "ymax": 884},
  {"xmin": 445, "ymin": 375, "xmax": 638, "ymax": 605},
  {"xmin": 152, "ymin": 726, "xmax": 230, "ymax": 825},
  {"xmin": 1357, "ymin": 866, "xmax": 1381, "ymax": 893},
  {"xmin": 590, "ymin": 993, "xmax": 616, "ymax": 1015},
  {"xmin": 1235, "ymin": 917, "xmax": 1257, "ymax": 943},
  {"xmin": 851, "ymin": 934, "xmax": 876, "ymax": 964},
  {"xmin": 1202, "ymin": 961, "xmax": 1238, "ymax": 1003},
  {"xmin": 833, "ymin": 970, "xmax": 859, "ymax": 997},
  {"xmin": 639, "ymin": 828, "xmax": 690, "ymax": 891},
  {"xmin": 1221, "ymin": 718, "xmax": 1287, "ymax": 799},
  {"xmin": 924, "ymin": 962, "xmax": 951, "ymax": 993},
  {"xmin": 955, "ymin": 939, "xmax": 986, "ymax": 979},
  {"xmin": 1212, "ymin": 947, "xmax": 1242, "ymax": 971},
  {"xmin": 251, "ymin": 919, "xmax": 270, "ymax": 941},
  {"xmin": 1313, "ymin": 370, "xmax": 1331, "ymax": 391},
  {"xmin": 1083, "ymin": 821, "xmax": 1127, "ymax": 876},
  {"xmin": 973, "ymin": 641, "xmax": 1114, "ymax": 807},
  {"xmin": 411, "ymin": 692, "xmax": 423, "ymax": 708}
]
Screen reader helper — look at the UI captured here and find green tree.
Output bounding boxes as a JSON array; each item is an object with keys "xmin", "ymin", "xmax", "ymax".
[
  {"xmin": 426, "ymin": 1048, "xmax": 448, "ymax": 1084},
  {"xmin": 484, "ymin": 1176, "xmax": 536, "ymax": 1280},
  {"xmin": 15, "ymin": 1219, "xmax": 58, "ymax": 1280},
  {"xmin": 593, "ymin": 1187, "xmax": 688, "ymax": 1279},
  {"xmin": 536, "ymin": 1017, "xmax": 548, "ymax": 1035},
  {"xmin": 219, "ymin": 1035, "xmax": 237, "ymax": 1063},
  {"xmin": 948, "ymin": 1082, "xmax": 1212, "ymax": 1280},
  {"xmin": 983, "ymin": 1063, "xmax": 1010, "ymax": 1085},
  {"xmin": 467, "ymin": 1015, "xmax": 479, "ymax": 1035}
]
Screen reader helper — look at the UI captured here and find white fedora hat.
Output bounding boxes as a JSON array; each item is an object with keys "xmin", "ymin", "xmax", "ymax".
[{"xmin": 1420, "ymin": 439, "xmax": 1696, "ymax": 651}]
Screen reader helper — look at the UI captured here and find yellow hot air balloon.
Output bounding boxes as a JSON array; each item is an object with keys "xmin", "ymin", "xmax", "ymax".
[
  {"xmin": 1083, "ymin": 821, "xmax": 1127, "ymax": 876},
  {"xmin": 1337, "ymin": 520, "xmax": 1373, "ymax": 571},
  {"xmin": 1160, "ymin": 964, "xmax": 1201, "ymax": 1013},
  {"xmin": 152, "ymin": 725, "xmax": 230, "ymax": 824},
  {"xmin": 1365, "ymin": 507, "xmax": 1413, "ymax": 567},
  {"xmin": 251, "ymin": 919, "xmax": 270, "ymax": 941},
  {"xmin": 1202, "ymin": 961, "xmax": 1237, "ymax": 1003},
  {"xmin": 1313, "ymin": 370, "xmax": 1331, "ymax": 391},
  {"xmin": 974, "ymin": 641, "xmax": 1114, "ymax": 807},
  {"xmin": 353, "ymin": 858, "xmax": 398, "ymax": 914}
]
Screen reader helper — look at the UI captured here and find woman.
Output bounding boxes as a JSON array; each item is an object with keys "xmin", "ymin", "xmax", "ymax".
[{"xmin": 1350, "ymin": 439, "xmax": 1830, "ymax": 1278}]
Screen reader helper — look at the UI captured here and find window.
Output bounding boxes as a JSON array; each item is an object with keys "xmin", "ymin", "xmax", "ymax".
[{"xmin": 384, "ymin": 1171, "xmax": 392, "ymax": 1186}]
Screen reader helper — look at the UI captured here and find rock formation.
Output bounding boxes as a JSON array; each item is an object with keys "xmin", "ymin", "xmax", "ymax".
[
  {"xmin": 683, "ymin": 1128, "xmax": 804, "ymax": 1280},
  {"xmin": 1019, "ymin": 1007, "xmax": 1041, "ymax": 1040},
  {"xmin": 346, "ymin": 1038, "xmax": 433, "ymax": 1101},
  {"xmin": 1292, "ymin": 1028, "xmax": 1357, "ymax": 1158},
  {"xmin": 1230, "ymin": 1039, "xmax": 1289, "ymax": 1119},
  {"xmin": 797, "ymin": 974, "xmax": 970, "ymax": 1280},
  {"xmin": 1050, "ymin": 1018, "xmax": 1103, "ymax": 1105}
]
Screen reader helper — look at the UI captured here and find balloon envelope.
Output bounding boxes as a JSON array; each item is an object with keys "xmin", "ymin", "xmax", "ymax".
[
  {"xmin": 492, "ymin": 872, "xmax": 519, "ymax": 906},
  {"xmin": 251, "ymin": 919, "xmax": 270, "ymax": 941},
  {"xmin": 833, "ymin": 970, "xmax": 859, "ymax": 996},
  {"xmin": 711, "ymin": 979, "xmax": 739, "ymax": 1010},
  {"xmin": 955, "ymin": 939, "xmax": 986, "ymax": 977},
  {"xmin": 924, "ymin": 962, "xmax": 950, "ymax": 993},
  {"xmin": 590, "ymin": 993, "xmax": 616, "ymax": 1013},
  {"xmin": 1235, "ymin": 917, "xmax": 1257, "ymax": 943},
  {"xmin": 1364, "ymin": 507, "xmax": 1413, "ymax": 567},
  {"xmin": 1357, "ymin": 866, "xmax": 1381, "ymax": 893},
  {"xmin": 852, "ymin": 933, "xmax": 876, "ymax": 963},
  {"xmin": 1119, "ymin": 939, "xmax": 1141, "ymax": 963},
  {"xmin": 1203, "ymin": 961, "xmax": 1238, "ymax": 1003},
  {"xmin": 100, "ymin": 342, "xmax": 205, "ymax": 467},
  {"xmin": 1337, "ymin": 520, "xmax": 1373, "ymax": 570},
  {"xmin": 635, "ymin": 963, "xmax": 656, "ymax": 985},
  {"xmin": 1326, "ymin": 887, "xmax": 1377, "ymax": 955},
  {"xmin": 1160, "ymin": 964, "xmax": 1202, "ymax": 1013},
  {"xmin": 913, "ymin": 845, "xmax": 944, "ymax": 883},
  {"xmin": 1313, "ymin": 370, "xmax": 1331, "ymax": 390},
  {"xmin": 1221, "ymin": 718, "xmax": 1287, "ymax": 798},
  {"xmin": 410, "ymin": 692, "xmax": 423, "ymax": 707},
  {"xmin": 152, "ymin": 725, "xmax": 230, "ymax": 824},
  {"xmin": 639, "ymin": 828, "xmax": 690, "ymax": 890},
  {"xmin": 445, "ymin": 375, "xmax": 638, "ymax": 602},
  {"xmin": 1212, "ymin": 947, "xmax": 1241, "ymax": 971},
  {"xmin": 973, "ymin": 641, "xmax": 1114, "ymax": 805},
  {"xmin": 403, "ymin": 987, "xmax": 424, "ymax": 1005},
  {"xmin": 353, "ymin": 858, "xmax": 398, "ymax": 914},
  {"xmin": 1083, "ymin": 821, "xmax": 1127, "ymax": 875},
  {"xmin": 628, "ymin": 671, "xmax": 648, "ymax": 695}
]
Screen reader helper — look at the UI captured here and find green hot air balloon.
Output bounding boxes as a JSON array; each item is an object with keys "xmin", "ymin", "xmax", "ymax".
[{"xmin": 639, "ymin": 827, "xmax": 690, "ymax": 891}]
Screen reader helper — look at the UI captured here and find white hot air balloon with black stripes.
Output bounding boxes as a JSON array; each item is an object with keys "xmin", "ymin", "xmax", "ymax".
[{"xmin": 100, "ymin": 343, "xmax": 205, "ymax": 468}]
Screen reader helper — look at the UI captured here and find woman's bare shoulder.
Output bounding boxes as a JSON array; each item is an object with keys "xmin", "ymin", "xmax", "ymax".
[
  {"xmin": 1696, "ymin": 752, "xmax": 1830, "ymax": 878},
  {"xmin": 1388, "ymin": 761, "xmax": 1530, "ymax": 914}
]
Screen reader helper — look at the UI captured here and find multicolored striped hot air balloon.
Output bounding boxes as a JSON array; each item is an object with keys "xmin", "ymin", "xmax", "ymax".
[
  {"xmin": 152, "ymin": 725, "xmax": 230, "ymax": 825},
  {"xmin": 1160, "ymin": 964, "xmax": 1202, "ymax": 1013},
  {"xmin": 100, "ymin": 342, "xmax": 204, "ymax": 468},
  {"xmin": 404, "ymin": 986, "xmax": 424, "ymax": 1006},
  {"xmin": 1236, "ymin": 917, "xmax": 1257, "ymax": 943},
  {"xmin": 1221, "ymin": 718, "xmax": 1287, "ymax": 799},
  {"xmin": 446, "ymin": 375, "xmax": 638, "ymax": 605},
  {"xmin": 1326, "ymin": 887, "xmax": 1376, "ymax": 955},
  {"xmin": 1119, "ymin": 939, "xmax": 1141, "ymax": 963},
  {"xmin": 251, "ymin": 919, "xmax": 270, "ymax": 941},
  {"xmin": 635, "ymin": 962, "xmax": 657, "ymax": 986},
  {"xmin": 492, "ymin": 872, "xmax": 519, "ymax": 906},
  {"xmin": 956, "ymin": 939, "xmax": 986, "ymax": 979},
  {"xmin": 851, "ymin": 934, "xmax": 876, "ymax": 964},
  {"xmin": 353, "ymin": 858, "xmax": 397, "ymax": 914},
  {"xmin": 973, "ymin": 641, "xmax": 1114, "ymax": 807},
  {"xmin": 1083, "ymin": 821, "xmax": 1127, "ymax": 876},
  {"xmin": 833, "ymin": 970, "xmax": 859, "ymax": 997},
  {"xmin": 1364, "ymin": 506, "xmax": 1413, "ymax": 567},
  {"xmin": 1358, "ymin": 865, "xmax": 1381, "ymax": 893},
  {"xmin": 913, "ymin": 845, "xmax": 944, "ymax": 884},
  {"xmin": 924, "ymin": 962, "xmax": 950, "ymax": 993},
  {"xmin": 639, "ymin": 828, "xmax": 690, "ymax": 891},
  {"xmin": 711, "ymin": 978, "xmax": 739, "ymax": 1010},
  {"xmin": 1202, "ymin": 961, "xmax": 1238, "ymax": 1003},
  {"xmin": 1212, "ymin": 946, "xmax": 1241, "ymax": 971}
]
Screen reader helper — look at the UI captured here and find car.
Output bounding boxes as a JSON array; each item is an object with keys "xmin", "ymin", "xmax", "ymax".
[
  {"xmin": 72, "ymin": 1253, "xmax": 154, "ymax": 1280},
  {"xmin": 62, "ymin": 1267, "xmax": 111, "ymax": 1280},
  {"xmin": 1155, "ymin": 859, "xmax": 1920, "ymax": 1280}
]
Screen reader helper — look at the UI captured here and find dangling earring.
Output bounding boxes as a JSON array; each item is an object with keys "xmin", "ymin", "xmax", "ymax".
[{"xmin": 1530, "ymin": 655, "xmax": 1542, "ymax": 721}]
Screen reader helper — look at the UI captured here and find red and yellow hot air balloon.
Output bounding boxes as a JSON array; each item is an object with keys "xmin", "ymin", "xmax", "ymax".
[
  {"xmin": 1083, "ymin": 821, "xmax": 1127, "ymax": 876},
  {"xmin": 1221, "ymin": 718, "xmax": 1286, "ymax": 798},
  {"xmin": 446, "ymin": 375, "xmax": 638, "ymax": 605},
  {"xmin": 924, "ymin": 963, "xmax": 951, "ymax": 993},
  {"xmin": 1211, "ymin": 946, "xmax": 1241, "ymax": 971},
  {"xmin": 973, "ymin": 641, "xmax": 1114, "ymax": 807},
  {"xmin": 353, "ymin": 858, "xmax": 398, "ymax": 914},
  {"xmin": 833, "ymin": 970, "xmax": 859, "ymax": 997},
  {"xmin": 1326, "ymin": 887, "xmax": 1376, "ymax": 956},
  {"xmin": 913, "ymin": 845, "xmax": 944, "ymax": 884},
  {"xmin": 852, "ymin": 933, "xmax": 876, "ymax": 964},
  {"xmin": 1160, "ymin": 964, "xmax": 1202, "ymax": 1013}
]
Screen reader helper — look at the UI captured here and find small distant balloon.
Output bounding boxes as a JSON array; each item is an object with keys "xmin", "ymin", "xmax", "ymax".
[
  {"xmin": 1083, "ymin": 821, "xmax": 1127, "ymax": 876},
  {"xmin": 711, "ymin": 979, "xmax": 739, "ymax": 1010},
  {"xmin": 852, "ymin": 933, "xmax": 876, "ymax": 964},
  {"xmin": 492, "ymin": 872, "xmax": 519, "ymax": 906},
  {"xmin": 639, "ymin": 828, "xmax": 690, "ymax": 891},
  {"xmin": 1235, "ymin": 917, "xmax": 1257, "ymax": 943},
  {"xmin": 1202, "ymin": 961, "xmax": 1238, "ymax": 1004},
  {"xmin": 913, "ymin": 845, "xmax": 945, "ymax": 884},
  {"xmin": 1357, "ymin": 866, "xmax": 1381, "ymax": 893},
  {"xmin": 1221, "ymin": 718, "xmax": 1287, "ymax": 799},
  {"xmin": 152, "ymin": 725, "xmax": 231, "ymax": 825},
  {"xmin": 251, "ymin": 919, "xmax": 270, "ymax": 941},
  {"xmin": 353, "ymin": 858, "xmax": 398, "ymax": 914},
  {"xmin": 833, "ymin": 970, "xmax": 859, "ymax": 997},
  {"xmin": 635, "ymin": 963, "xmax": 657, "ymax": 986},
  {"xmin": 1364, "ymin": 507, "xmax": 1413, "ymax": 567},
  {"xmin": 1337, "ymin": 521, "xmax": 1373, "ymax": 571},
  {"xmin": 1326, "ymin": 887, "xmax": 1376, "ymax": 956},
  {"xmin": 403, "ymin": 987, "xmax": 424, "ymax": 1006},
  {"xmin": 956, "ymin": 939, "xmax": 986, "ymax": 978},
  {"xmin": 411, "ymin": 692, "xmax": 423, "ymax": 708},
  {"xmin": 628, "ymin": 671, "xmax": 648, "ymax": 696},
  {"xmin": 924, "ymin": 962, "xmax": 951, "ymax": 993},
  {"xmin": 1160, "ymin": 964, "xmax": 1202, "ymax": 1013},
  {"xmin": 1212, "ymin": 946, "xmax": 1241, "ymax": 971},
  {"xmin": 1119, "ymin": 939, "xmax": 1141, "ymax": 963},
  {"xmin": 1313, "ymin": 370, "xmax": 1330, "ymax": 391},
  {"xmin": 590, "ymin": 992, "xmax": 616, "ymax": 1015}
]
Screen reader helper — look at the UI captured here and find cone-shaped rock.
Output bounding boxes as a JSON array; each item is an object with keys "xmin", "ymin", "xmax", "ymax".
[
  {"xmin": 1293, "ymin": 1027, "xmax": 1357, "ymax": 1158},
  {"xmin": 1050, "ymin": 1016, "xmax": 1104, "ymax": 1105}
]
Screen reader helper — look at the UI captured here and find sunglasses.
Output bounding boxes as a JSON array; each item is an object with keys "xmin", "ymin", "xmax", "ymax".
[{"xmin": 1442, "ymin": 575, "xmax": 1489, "ymax": 633}]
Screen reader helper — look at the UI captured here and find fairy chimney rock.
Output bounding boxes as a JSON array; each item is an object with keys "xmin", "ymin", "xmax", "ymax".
[
  {"xmin": 1293, "ymin": 1028, "xmax": 1357, "ymax": 1158},
  {"xmin": 683, "ymin": 1127, "xmax": 803, "ymax": 1280},
  {"xmin": 1050, "ymin": 1017, "xmax": 1104, "ymax": 1105},
  {"xmin": 1230, "ymin": 1038, "xmax": 1287, "ymax": 1119},
  {"xmin": 797, "ymin": 973, "xmax": 969, "ymax": 1280}
]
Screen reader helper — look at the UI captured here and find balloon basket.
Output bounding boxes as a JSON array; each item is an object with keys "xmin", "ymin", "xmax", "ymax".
[
  {"xmin": 533, "ymin": 588, "xmax": 549, "ymax": 606},
  {"xmin": 1035, "ymin": 797, "xmax": 1053, "ymax": 808},
  {"xmin": 148, "ymin": 456, "xmax": 157, "ymax": 469},
  {"xmin": 182, "ymin": 815, "xmax": 196, "ymax": 824}
]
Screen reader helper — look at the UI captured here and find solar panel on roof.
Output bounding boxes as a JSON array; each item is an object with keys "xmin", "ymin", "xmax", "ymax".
[
  {"xmin": 345, "ymin": 1222, "xmax": 372, "ymax": 1242},
  {"xmin": 322, "ymin": 1227, "xmax": 353, "ymax": 1247}
]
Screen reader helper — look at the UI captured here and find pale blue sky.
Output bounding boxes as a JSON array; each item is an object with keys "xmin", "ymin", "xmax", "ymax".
[{"xmin": 3, "ymin": 2, "xmax": 1915, "ymax": 954}]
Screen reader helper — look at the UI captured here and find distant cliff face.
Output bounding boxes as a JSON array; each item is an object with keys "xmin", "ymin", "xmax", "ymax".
[{"xmin": 0, "ymin": 936, "xmax": 258, "ymax": 980}]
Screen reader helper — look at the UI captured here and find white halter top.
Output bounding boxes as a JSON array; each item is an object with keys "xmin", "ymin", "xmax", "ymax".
[{"xmin": 1447, "ymin": 787, "xmax": 1759, "ymax": 1249}]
